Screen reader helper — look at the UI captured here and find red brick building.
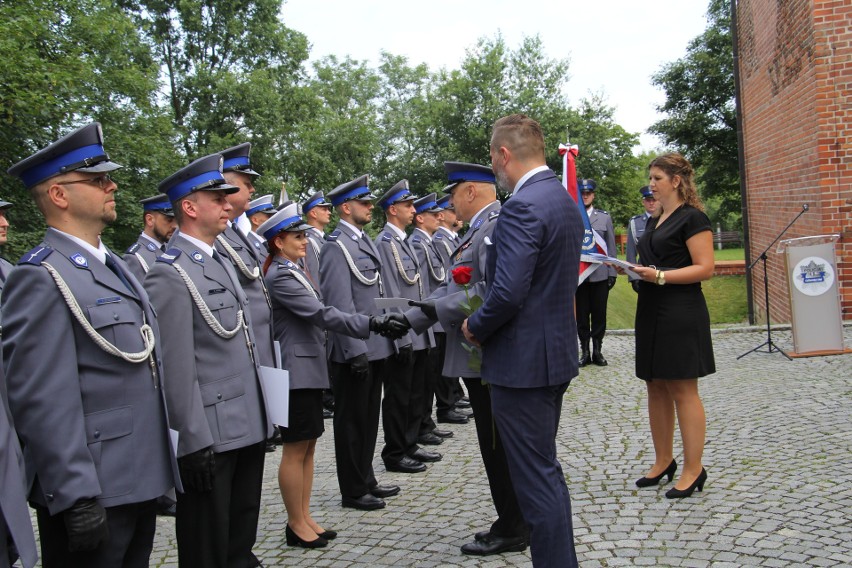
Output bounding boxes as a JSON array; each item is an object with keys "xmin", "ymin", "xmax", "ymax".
[{"xmin": 736, "ymin": 0, "xmax": 850, "ymax": 322}]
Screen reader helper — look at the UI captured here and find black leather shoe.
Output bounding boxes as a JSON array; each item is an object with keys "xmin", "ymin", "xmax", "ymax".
[
  {"xmin": 437, "ymin": 410, "xmax": 469, "ymax": 424},
  {"xmin": 432, "ymin": 428, "xmax": 453, "ymax": 438},
  {"xmin": 384, "ymin": 456, "xmax": 427, "ymax": 473},
  {"xmin": 417, "ymin": 432, "xmax": 443, "ymax": 445},
  {"xmin": 474, "ymin": 530, "xmax": 490, "ymax": 541},
  {"xmin": 322, "ymin": 407, "xmax": 333, "ymax": 419},
  {"xmin": 265, "ymin": 441, "xmax": 277, "ymax": 453},
  {"xmin": 461, "ymin": 534, "xmax": 527, "ymax": 556},
  {"xmin": 409, "ymin": 448, "xmax": 442, "ymax": 462},
  {"xmin": 286, "ymin": 524, "xmax": 328, "ymax": 548},
  {"xmin": 592, "ymin": 340, "xmax": 608, "ymax": 366},
  {"xmin": 454, "ymin": 398, "xmax": 471, "ymax": 408},
  {"xmin": 270, "ymin": 427, "xmax": 283, "ymax": 444},
  {"xmin": 370, "ymin": 484, "xmax": 400, "ymax": 498},
  {"xmin": 341, "ymin": 493, "xmax": 386, "ymax": 510}
]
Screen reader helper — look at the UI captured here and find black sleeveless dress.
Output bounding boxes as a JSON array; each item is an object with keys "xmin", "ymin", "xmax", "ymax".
[{"xmin": 634, "ymin": 205, "xmax": 715, "ymax": 380}]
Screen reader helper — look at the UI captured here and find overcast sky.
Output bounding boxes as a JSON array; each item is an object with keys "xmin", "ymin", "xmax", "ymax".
[{"xmin": 280, "ymin": 0, "xmax": 710, "ymax": 152}]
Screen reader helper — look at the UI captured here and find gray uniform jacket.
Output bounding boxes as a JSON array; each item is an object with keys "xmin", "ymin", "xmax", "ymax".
[
  {"xmin": 145, "ymin": 233, "xmax": 271, "ymax": 457},
  {"xmin": 0, "ymin": 367, "xmax": 37, "ymax": 568},
  {"xmin": 301, "ymin": 227, "xmax": 324, "ymax": 281},
  {"xmin": 626, "ymin": 213, "xmax": 650, "ymax": 282},
  {"xmin": 375, "ymin": 225, "xmax": 433, "ymax": 351},
  {"xmin": 405, "ymin": 201, "xmax": 501, "ymax": 378},
  {"xmin": 432, "ymin": 228, "xmax": 457, "ymax": 268},
  {"xmin": 2, "ymin": 229, "xmax": 177, "ymax": 514},
  {"xmin": 123, "ymin": 234, "xmax": 162, "ymax": 283},
  {"xmin": 319, "ymin": 223, "xmax": 395, "ymax": 363},
  {"xmin": 587, "ymin": 208, "xmax": 617, "ymax": 282},
  {"xmin": 407, "ymin": 229, "xmax": 445, "ymax": 334},
  {"xmin": 266, "ymin": 256, "xmax": 370, "ymax": 390},
  {"xmin": 246, "ymin": 231, "xmax": 268, "ymax": 262},
  {"xmin": 0, "ymin": 257, "xmax": 12, "ymax": 326},
  {"xmin": 214, "ymin": 224, "xmax": 276, "ymax": 368}
]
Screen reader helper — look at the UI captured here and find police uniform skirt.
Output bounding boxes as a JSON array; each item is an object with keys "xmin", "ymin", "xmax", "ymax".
[
  {"xmin": 280, "ymin": 388, "xmax": 325, "ymax": 443},
  {"xmin": 634, "ymin": 282, "xmax": 715, "ymax": 380}
]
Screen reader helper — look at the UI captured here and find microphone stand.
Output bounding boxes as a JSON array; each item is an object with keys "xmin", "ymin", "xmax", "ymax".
[{"xmin": 737, "ymin": 204, "xmax": 809, "ymax": 360}]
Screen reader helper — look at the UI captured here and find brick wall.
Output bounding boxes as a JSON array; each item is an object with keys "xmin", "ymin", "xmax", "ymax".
[{"xmin": 737, "ymin": 0, "xmax": 851, "ymax": 322}]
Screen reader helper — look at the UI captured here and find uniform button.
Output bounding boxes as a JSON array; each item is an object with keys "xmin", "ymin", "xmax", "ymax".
[
  {"xmin": 217, "ymin": 393, "xmax": 223, "ymax": 400},
  {"xmin": 113, "ymin": 313, "xmax": 119, "ymax": 320},
  {"xmin": 46, "ymin": 493, "xmax": 54, "ymax": 501},
  {"xmin": 219, "ymin": 302, "xmax": 224, "ymax": 307},
  {"xmin": 94, "ymin": 430, "xmax": 101, "ymax": 439}
]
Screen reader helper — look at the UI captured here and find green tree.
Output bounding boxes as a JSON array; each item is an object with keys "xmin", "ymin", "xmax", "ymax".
[
  {"xmin": 0, "ymin": 0, "xmax": 176, "ymax": 256},
  {"xmin": 649, "ymin": 0, "xmax": 739, "ymax": 229}
]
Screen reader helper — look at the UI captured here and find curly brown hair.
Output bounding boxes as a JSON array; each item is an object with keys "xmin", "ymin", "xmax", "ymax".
[{"xmin": 648, "ymin": 152, "xmax": 704, "ymax": 217}]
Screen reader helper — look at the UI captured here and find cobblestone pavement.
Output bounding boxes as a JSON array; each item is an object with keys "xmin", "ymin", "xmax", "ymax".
[{"xmin": 136, "ymin": 326, "xmax": 850, "ymax": 566}]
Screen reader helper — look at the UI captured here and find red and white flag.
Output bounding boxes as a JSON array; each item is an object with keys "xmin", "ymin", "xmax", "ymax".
[{"xmin": 559, "ymin": 142, "xmax": 603, "ymax": 284}]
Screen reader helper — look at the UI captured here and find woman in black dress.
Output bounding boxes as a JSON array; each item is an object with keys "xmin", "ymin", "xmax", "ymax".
[
  {"xmin": 259, "ymin": 205, "xmax": 406, "ymax": 547},
  {"xmin": 629, "ymin": 153, "xmax": 715, "ymax": 499}
]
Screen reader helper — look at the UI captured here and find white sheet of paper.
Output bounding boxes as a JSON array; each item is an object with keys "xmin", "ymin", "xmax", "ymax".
[
  {"xmin": 374, "ymin": 297, "xmax": 413, "ymax": 309},
  {"xmin": 582, "ymin": 253, "xmax": 641, "ymax": 279},
  {"xmin": 259, "ymin": 366, "xmax": 290, "ymax": 427}
]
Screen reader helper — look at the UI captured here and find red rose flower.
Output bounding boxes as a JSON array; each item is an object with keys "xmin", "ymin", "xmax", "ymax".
[{"xmin": 452, "ymin": 266, "xmax": 473, "ymax": 285}]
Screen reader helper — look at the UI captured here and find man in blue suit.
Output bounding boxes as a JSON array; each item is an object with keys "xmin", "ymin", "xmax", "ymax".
[{"xmin": 463, "ymin": 114, "xmax": 583, "ymax": 568}]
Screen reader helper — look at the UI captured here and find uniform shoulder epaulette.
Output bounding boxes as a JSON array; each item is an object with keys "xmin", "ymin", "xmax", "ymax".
[
  {"xmin": 598, "ymin": 209, "xmax": 610, "ymax": 216},
  {"xmin": 381, "ymin": 233, "xmax": 391, "ymax": 242},
  {"xmin": 410, "ymin": 234, "xmax": 422, "ymax": 244},
  {"xmin": 18, "ymin": 245, "xmax": 54, "ymax": 266},
  {"xmin": 488, "ymin": 210, "xmax": 500, "ymax": 220},
  {"xmin": 125, "ymin": 242, "xmax": 141, "ymax": 254},
  {"xmin": 155, "ymin": 248, "xmax": 183, "ymax": 264},
  {"xmin": 433, "ymin": 232, "xmax": 445, "ymax": 241},
  {"xmin": 326, "ymin": 230, "xmax": 340, "ymax": 242},
  {"xmin": 630, "ymin": 213, "xmax": 643, "ymax": 220}
]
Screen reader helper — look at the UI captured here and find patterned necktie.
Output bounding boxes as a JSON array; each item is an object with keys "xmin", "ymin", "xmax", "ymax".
[{"xmin": 104, "ymin": 254, "xmax": 132, "ymax": 291}]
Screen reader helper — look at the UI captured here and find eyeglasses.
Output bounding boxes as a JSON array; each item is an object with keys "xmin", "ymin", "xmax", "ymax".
[{"xmin": 56, "ymin": 174, "xmax": 114, "ymax": 190}]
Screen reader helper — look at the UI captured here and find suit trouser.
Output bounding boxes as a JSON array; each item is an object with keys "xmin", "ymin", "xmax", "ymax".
[
  {"xmin": 381, "ymin": 351, "xmax": 419, "ymax": 463},
  {"xmin": 432, "ymin": 333, "xmax": 461, "ymax": 415},
  {"xmin": 490, "ymin": 383, "xmax": 578, "ymax": 568},
  {"xmin": 176, "ymin": 442, "xmax": 265, "ymax": 568},
  {"xmin": 418, "ymin": 345, "xmax": 440, "ymax": 435},
  {"xmin": 330, "ymin": 360, "xmax": 382, "ymax": 497},
  {"xmin": 576, "ymin": 279, "xmax": 609, "ymax": 343},
  {"xmin": 35, "ymin": 499, "xmax": 157, "ymax": 568},
  {"xmin": 462, "ymin": 378, "xmax": 527, "ymax": 539}
]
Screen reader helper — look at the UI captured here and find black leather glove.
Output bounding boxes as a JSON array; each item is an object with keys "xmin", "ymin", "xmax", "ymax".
[
  {"xmin": 631, "ymin": 280, "xmax": 641, "ymax": 293},
  {"xmin": 369, "ymin": 313, "xmax": 411, "ymax": 339},
  {"xmin": 348, "ymin": 353, "xmax": 370, "ymax": 380},
  {"xmin": 63, "ymin": 498, "xmax": 109, "ymax": 552},
  {"xmin": 395, "ymin": 345, "xmax": 413, "ymax": 365},
  {"xmin": 178, "ymin": 447, "xmax": 216, "ymax": 493},
  {"xmin": 607, "ymin": 276, "xmax": 617, "ymax": 290},
  {"xmin": 408, "ymin": 299, "xmax": 437, "ymax": 320}
]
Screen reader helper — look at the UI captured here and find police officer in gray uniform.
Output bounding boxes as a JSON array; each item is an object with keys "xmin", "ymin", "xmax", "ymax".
[
  {"xmin": 301, "ymin": 191, "xmax": 332, "ymax": 282},
  {"xmin": 374, "ymin": 181, "xmax": 440, "ymax": 473},
  {"xmin": 145, "ymin": 154, "xmax": 272, "ymax": 568},
  {"xmin": 123, "ymin": 194, "xmax": 176, "ymax": 282},
  {"xmin": 0, "ymin": 200, "xmax": 13, "ymax": 292},
  {"xmin": 576, "ymin": 178, "xmax": 617, "ymax": 367},
  {"xmin": 244, "ymin": 194, "xmax": 277, "ymax": 261},
  {"xmin": 408, "ymin": 194, "xmax": 450, "ymax": 446},
  {"xmin": 5, "ymin": 122, "xmax": 179, "ymax": 567},
  {"xmin": 319, "ymin": 175, "xmax": 401, "ymax": 511},
  {"xmin": 406, "ymin": 162, "xmax": 528, "ymax": 557},
  {"xmin": 626, "ymin": 185, "xmax": 658, "ymax": 292}
]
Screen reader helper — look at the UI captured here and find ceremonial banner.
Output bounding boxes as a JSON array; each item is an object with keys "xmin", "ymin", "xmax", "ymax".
[{"xmin": 559, "ymin": 143, "xmax": 602, "ymax": 283}]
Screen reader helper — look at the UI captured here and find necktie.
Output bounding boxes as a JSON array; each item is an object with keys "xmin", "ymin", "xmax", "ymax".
[{"xmin": 104, "ymin": 254, "xmax": 132, "ymax": 291}]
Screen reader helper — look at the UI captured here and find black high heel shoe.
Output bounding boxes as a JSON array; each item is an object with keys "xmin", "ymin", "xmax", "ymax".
[
  {"xmin": 316, "ymin": 529, "xmax": 337, "ymax": 540},
  {"xmin": 635, "ymin": 460, "xmax": 677, "ymax": 488},
  {"xmin": 665, "ymin": 468, "xmax": 707, "ymax": 499},
  {"xmin": 286, "ymin": 524, "xmax": 328, "ymax": 548}
]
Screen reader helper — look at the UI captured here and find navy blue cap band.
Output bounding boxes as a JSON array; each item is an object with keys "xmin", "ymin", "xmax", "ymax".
[
  {"xmin": 20, "ymin": 143, "xmax": 106, "ymax": 188},
  {"xmin": 415, "ymin": 199, "xmax": 438, "ymax": 214},
  {"xmin": 223, "ymin": 155, "xmax": 250, "ymax": 170},
  {"xmin": 380, "ymin": 189, "xmax": 411, "ymax": 209},
  {"xmin": 447, "ymin": 170, "xmax": 495, "ymax": 184},
  {"xmin": 166, "ymin": 170, "xmax": 226, "ymax": 202},
  {"xmin": 144, "ymin": 202, "xmax": 172, "ymax": 212},
  {"xmin": 262, "ymin": 215, "xmax": 302, "ymax": 240},
  {"xmin": 303, "ymin": 196, "xmax": 328, "ymax": 212},
  {"xmin": 330, "ymin": 185, "xmax": 370, "ymax": 207}
]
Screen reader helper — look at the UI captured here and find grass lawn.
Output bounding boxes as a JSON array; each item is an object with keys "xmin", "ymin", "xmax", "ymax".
[
  {"xmin": 606, "ymin": 273, "xmax": 749, "ymax": 330},
  {"xmin": 714, "ymin": 247, "xmax": 745, "ymax": 261}
]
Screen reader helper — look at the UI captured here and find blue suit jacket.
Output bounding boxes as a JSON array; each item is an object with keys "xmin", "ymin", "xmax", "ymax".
[{"xmin": 467, "ymin": 169, "xmax": 583, "ymax": 388}]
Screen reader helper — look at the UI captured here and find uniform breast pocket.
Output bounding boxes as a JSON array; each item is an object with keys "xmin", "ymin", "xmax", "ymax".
[
  {"xmin": 87, "ymin": 300, "xmax": 144, "ymax": 351},
  {"xmin": 200, "ymin": 375, "xmax": 249, "ymax": 444},
  {"xmin": 85, "ymin": 406, "xmax": 134, "ymax": 498},
  {"xmin": 208, "ymin": 297, "xmax": 238, "ymax": 329},
  {"xmin": 355, "ymin": 258, "xmax": 378, "ymax": 279},
  {"xmin": 294, "ymin": 342, "xmax": 322, "ymax": 358}
]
